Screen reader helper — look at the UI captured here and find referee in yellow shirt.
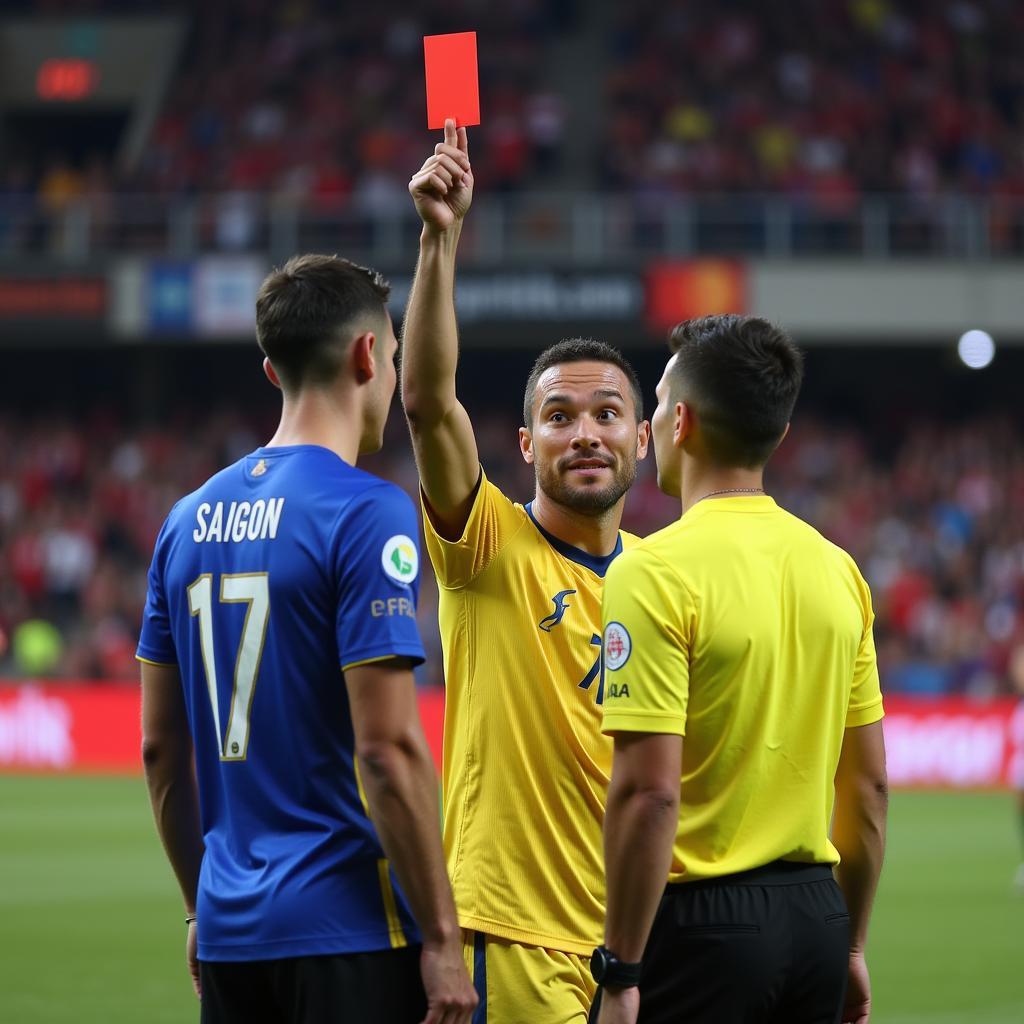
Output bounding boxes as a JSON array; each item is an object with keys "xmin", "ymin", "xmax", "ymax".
[{"xmin": 592, "ymin": 315, "xmax": 888, "ymax": 1024}]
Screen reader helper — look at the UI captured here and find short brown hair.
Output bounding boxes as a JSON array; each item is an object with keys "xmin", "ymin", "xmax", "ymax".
[
  {"xmin": 668, "ymin": 315, "xmax": 804, "ymax": 468},
  {"xmin": 256, "ymin": 254, "xmax": 391, "ymax": 390},
  {"xmin": 522, "ymin": 338, "xmax": 644, "ymax": 426}
]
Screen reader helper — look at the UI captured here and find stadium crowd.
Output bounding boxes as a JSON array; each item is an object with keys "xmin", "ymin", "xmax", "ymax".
[
  {"xmin": 602, "ymin": 0, "xmax": 1024, "ymax": 200},
  {"xmin": 5, "ymin": 0, "xmax": 574, "ymax": 212},
  {"xmin": 5, "ymin": 0, "xmax": 1024, "ymax": 206},
  {"xmin": 1, "ymin": 409, "xmax": 1021, "ymax": 696}
]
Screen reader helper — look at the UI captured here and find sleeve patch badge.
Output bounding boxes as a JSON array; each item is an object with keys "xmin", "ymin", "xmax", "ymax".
[
  {"xmin": 604, "ymin": 621, "xmax": 632, "ymax": 671},
  {"xmin": 382, "ymin": 535, "xmax": 419, "ymax": 584}
]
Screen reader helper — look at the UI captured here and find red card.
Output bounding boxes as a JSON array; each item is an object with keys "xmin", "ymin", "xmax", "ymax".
[{"xmin": 423, "ymin": 32, "xmax": 480, "ymax": 129}]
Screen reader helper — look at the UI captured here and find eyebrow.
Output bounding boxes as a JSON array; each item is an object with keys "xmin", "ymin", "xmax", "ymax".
[{"xmin": 540, "ymin": 388, "xmax": 625, "ymax": 410}]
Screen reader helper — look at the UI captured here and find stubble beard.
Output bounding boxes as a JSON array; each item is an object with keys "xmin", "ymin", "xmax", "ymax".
[{"xmin": 536, "ymin": 454, "xmax": 638, "ymax": 515}]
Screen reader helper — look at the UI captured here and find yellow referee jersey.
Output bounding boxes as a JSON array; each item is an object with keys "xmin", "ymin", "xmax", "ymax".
[
  {"xmin": 422, "ymin": 470, "xmax": 639, "ymax": 954},
  {"xmin": 601, "ymin": 494, "xmax": 884, "ymax": 883}
]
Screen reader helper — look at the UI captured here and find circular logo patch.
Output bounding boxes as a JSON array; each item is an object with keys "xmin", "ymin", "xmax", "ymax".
[
  {"xmin": 381, "ymin": 535, "xmax": 418, "ymax": 584},
  {"xmin": 604, "ymin": 621, "xmax": 632, "ymax": 671}
]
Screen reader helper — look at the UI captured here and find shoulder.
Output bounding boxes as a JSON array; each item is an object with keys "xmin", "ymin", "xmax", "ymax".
[
  {"xmin": 772, "ymin": 505, "xmax": 874, "ymax": 608},
  {"xmin": 777, "ymin": 505, "xmax": 866, "ymax": 576},
  {"xmin": 333, "ymin": 477, "xmax": 419, "ymax": 540},
  {"xmin": 481, "ymin": 470, "xmax": 527, "ymax": 519},
  {"xmin": 622, "ymin": 519, "xmax": 689, "ymax": 564},
  {"xmin": 608, "ymin": 521, "xmax": 687, "ymax": 583},
  {"xmin": 171, "ymin": 457, "xmax": 248, "ymax": 516}
]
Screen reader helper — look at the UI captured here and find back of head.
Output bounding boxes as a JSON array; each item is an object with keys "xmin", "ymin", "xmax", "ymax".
[
  {"xmin": 522, "ymin": 337, "xmax": 644, "ymax": 426},
  {"xmin": 668, "ymin": 314, "xmax": 804, "ymax": 468},
  {"xmin": 256, "ymin": 254, "xmax": 391, "ymax": 391}
]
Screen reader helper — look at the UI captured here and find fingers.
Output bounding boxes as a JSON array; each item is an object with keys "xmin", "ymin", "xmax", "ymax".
[
  {"xmin": 432, "ymin": 142, "xmax": 471, "ymax": 174},
  {"xmin": 456, "ymin": 126, "xmax": 469, "ymax": 157},
  {"xmin": 423, "ymin": 1004, "xmax": 470, "ymax": 1024},
  {"xmin": 430, "ymin": 154, "xmax": 467, "ymax": 187},
  {"xmin": 419, "ymin": 996, "xmax": 475, "ymax": 1024},
  {"xmin": 408, "ymin": 169, "xmax": 448, "ymax": 197},
  {"xmin": 412, "ymin": 154, "xmax": 471, "ymax": 196}
]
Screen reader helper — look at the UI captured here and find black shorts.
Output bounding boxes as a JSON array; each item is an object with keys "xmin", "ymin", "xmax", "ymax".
[
  {"xmin": 199, "ymin": 945, "xmax": 426, "ymax": 1024},
  {"xmin": 593, "ymin": 861, "xmax": 850, "ymax": 1024}
]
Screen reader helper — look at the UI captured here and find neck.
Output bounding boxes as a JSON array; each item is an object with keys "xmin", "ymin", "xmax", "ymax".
[
  {"xmin": 679, "ymin": 463, "xmax": 765, "ymax": 516},
  {"xmin": 265, "ymin": 387, "xmax": 363, "ymax": 465},
  {"xmin": 530, "ymin": 488, "xmax": 623, "ymax": 556}
]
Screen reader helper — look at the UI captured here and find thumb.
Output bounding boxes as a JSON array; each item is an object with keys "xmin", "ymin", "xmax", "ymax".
[{"xmin": 444, "ymin": 118, "xmax": 457, "ymax": 147}]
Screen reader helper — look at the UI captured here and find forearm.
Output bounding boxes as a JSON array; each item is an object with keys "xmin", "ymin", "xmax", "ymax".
[
  {"xmin": 401, "ymin": 226, "xmax": 462, "ymax": 421},
  {"xmin": 144, "ymin": 752, "xmax": 204, "ymax": 913},
  {"xmin": 358, "ymin": 732, "xmax": 459, "ymax": 944},
  {"xmin": 603, "ymin": 782, "xmax": 679, "ymax": 962},
  {"xmin": 833, "ymin": 781, "xmax": 888, "ymax": 951}
]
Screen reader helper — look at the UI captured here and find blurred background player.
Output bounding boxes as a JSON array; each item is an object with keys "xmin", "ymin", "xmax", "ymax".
[
  {"xmin": 136, "ymin": 254, "xmax": 475, "ymax": 1024},
  {"xmin": 594, "ymin": 316, "xmax": 888, "ymax": 1024},
  {"xmin": 402, "ymin": 120, "xmax": 649, "ymax": 1022}
]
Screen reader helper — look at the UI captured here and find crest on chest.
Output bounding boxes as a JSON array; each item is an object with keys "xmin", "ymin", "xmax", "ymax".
[{"xmin": 536, "ymin": 585, "xmax": 606, "ymax": 704}]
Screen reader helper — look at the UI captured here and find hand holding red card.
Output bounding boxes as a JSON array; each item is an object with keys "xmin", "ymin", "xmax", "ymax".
[
  {"xmin": 408, "ymin": 119, "xmax": 474, "ymax": 232},
  {"xmin": 423, "ymin": 32, "xmax": 481, "ymax": 129}
]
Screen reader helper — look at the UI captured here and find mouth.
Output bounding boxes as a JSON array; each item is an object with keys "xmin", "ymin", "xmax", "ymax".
[{"xmin": 565, "ymin": 459, "xmax": 612, "ymax": 472}]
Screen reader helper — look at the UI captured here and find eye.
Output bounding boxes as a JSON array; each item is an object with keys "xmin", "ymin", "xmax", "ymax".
[
  {"xmin": 549, "ymin": 412, "xmax": 567, "ymax": 423},
  {"xmin": 598, "ymin": 409, "xmax": 618, "ymax": 421}
]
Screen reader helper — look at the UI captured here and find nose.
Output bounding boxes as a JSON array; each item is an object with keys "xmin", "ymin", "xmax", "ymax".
[{"xmin": 570, "ymin": 418, "xmax": 601, "ymax": 449}]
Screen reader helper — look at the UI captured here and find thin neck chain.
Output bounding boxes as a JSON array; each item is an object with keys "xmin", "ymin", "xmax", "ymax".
[{"xmin": 694, "ymin": 486, "xmax": 766, "ymax": 505}]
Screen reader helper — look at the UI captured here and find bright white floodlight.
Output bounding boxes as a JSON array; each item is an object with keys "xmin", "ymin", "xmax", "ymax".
[{"xmin": 957, "ymin": 329, "xmax": 995, "ymax": 369}]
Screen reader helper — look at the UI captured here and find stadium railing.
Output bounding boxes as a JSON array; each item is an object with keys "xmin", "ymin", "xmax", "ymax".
[{"xmin": 2, "ymin": 193, "xmax": 1022, "ymax": 265}]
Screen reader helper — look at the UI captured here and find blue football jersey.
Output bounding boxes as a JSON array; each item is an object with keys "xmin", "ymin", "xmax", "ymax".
[{"xmin": 137, "ymin": 444, "xmax": 425, "ymax": 961}]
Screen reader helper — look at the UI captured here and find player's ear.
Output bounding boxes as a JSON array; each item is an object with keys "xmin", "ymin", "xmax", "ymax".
[
  {"xmin": 779, "ymin": 422, "xmax": 791, "ymax": 445},
  {"xmin": 518, "ymin": 426, "xmax": 535, "ymax": 465},
  {"xmin": 635, "ymin": 419, "xmax": 651, "ymax": 461},
  {"xmin": 263, "ymin": 357, "xmax": 282, "ymax": 390},
  {"xmin": 351, "ymin": 331, "xmax": 376, "ymax": 385},
  {"xmin": 674, "ymin": 402, "xmax": 692, "ymax": 447}
]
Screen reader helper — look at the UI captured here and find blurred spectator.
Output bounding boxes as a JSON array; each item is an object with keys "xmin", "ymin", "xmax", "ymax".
[
  {"xmin": 1, "ymin": 408, "xmax": 1022, "ymax": 698},
  {"xmin": 3, "ymin": 1, "xmax": 1024, "ymax": 260},
  {"xmin": 602, "ymin": 0, "xmax": 1024, "ymax": 200}
]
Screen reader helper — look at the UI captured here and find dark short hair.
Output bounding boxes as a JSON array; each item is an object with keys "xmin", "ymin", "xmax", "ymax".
[
  {"xmin": 522, "ymin": 338, "xmax": 644, "ymax": 426},
  {"xmin": 256, "ymin": 254, "xmax": 391, "ymax": 390},
  {"xmin": 667, "ymin": 315, "xmax": 804, "ymax": 468}
]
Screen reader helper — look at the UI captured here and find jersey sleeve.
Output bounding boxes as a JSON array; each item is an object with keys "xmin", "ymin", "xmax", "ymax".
[
  {"xmin": 601, "ymin": 547, "xmax": 693, "ymax": 737},
  {"xmin": 420, "ymin": 468, "xmax": 526, "ymax": 589},
  {"xmin": 334, "ymin": 484, "xmax": 426, "ymax": 672},
  {"xmin": 846, "ymin": 565, "xmax": 884, "ymax": 728},
  {"xmin": 136, "ymin": 513, "xmax": 178, "ymax": 666}
]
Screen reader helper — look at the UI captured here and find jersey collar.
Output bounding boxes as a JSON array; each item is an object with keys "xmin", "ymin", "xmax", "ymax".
[{"xmin": 524, "ymin": 501, "xmax": 623, "ymax": 578}]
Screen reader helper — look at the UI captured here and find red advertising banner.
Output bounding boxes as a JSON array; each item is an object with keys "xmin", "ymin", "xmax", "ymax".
[
  {"xmin": 0, "ymin": 684, "xmax": 447, "ymax": 774},
  {"xmin": 883, "ymin": 696, "xmax": 1022, "ymax": 789},
  {"xmin": 0, "ymin": 686, "xmax": 1020, "ymax": 789}
]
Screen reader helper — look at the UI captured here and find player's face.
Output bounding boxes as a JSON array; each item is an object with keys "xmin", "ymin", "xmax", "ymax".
[
  {"xmin": 522, "ymin": 361, "xmax": 646, "ymax": 514},
  {"xmin": 652, "ymin": 355, "xmax": 682, "ymax": 496},
  {"xmin": 360, "ymin": 315, "xmax": 399, "ymax": 455}
]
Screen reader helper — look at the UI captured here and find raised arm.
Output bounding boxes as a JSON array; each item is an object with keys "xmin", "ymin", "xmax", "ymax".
[
  {"xmin": 402, "ymin": 120, "xmax": 481, "ymax": 539},
  {"xmin": 346, "ymin": 659, "xmax": 476, "ymax": 1023}
]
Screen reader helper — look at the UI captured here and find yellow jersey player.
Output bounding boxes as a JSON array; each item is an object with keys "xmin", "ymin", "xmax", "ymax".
[{"xmin": 402, "ymin": 121, "xmax": 651, "ymax": 1023}]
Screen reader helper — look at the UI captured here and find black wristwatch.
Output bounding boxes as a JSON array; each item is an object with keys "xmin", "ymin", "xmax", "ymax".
[{"xmin": 590, "ymin": 945, "xmax": 642, "ymax": 989}]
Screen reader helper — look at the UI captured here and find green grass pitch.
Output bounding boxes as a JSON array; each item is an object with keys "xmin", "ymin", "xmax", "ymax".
[{"xmin": 0, "ymin": 779, "xmax": 1021, "ymax": 1023}]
